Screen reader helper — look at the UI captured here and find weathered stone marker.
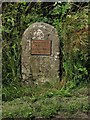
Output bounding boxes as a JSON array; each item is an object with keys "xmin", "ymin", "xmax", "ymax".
[{"xmin": 22, "ymin": 22, "xmax": 60, "ymax": 84}]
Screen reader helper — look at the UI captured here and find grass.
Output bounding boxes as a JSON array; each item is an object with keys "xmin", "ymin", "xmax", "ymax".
[{"xmin": 2, "ymin": 81, "xmax": 90, "ymax": 119}]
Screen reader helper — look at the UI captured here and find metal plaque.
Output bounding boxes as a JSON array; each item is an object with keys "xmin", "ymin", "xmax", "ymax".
[{"xmin": 31, "ymin": 40, "xmax": 51, "ymax": 55}]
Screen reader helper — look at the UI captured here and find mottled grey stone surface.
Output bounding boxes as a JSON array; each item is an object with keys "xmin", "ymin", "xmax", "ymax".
[{"xmin": 22, "ymin": 22, "xmax": 60, "ymax": 84}]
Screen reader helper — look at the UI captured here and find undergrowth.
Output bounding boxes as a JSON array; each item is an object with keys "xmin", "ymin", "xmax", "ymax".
[{"xmin": 2, "ymin": 81, "xmax": 89, "ymax": 118}]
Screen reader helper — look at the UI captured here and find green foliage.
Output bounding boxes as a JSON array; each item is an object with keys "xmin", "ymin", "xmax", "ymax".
[
  {"xmin": 61, "ymin": 6, "xmax": 89, "ymax": 84},
  {"xmin": 2, "ymin": 84, "xmax": 89, "ymax": 118},
  {"xmin": 2, "ymin": 3, "xmax": 22, "ymax": 85},
  {"xmin": 2, "ymin": 2, "xmax": 89, "ymax": 119},
  {"xmin": 2, "ymin": 3, "xmax": 89, "ymax": 88},
  {"xmin": 2, "ymin": 85, "xmax": 28, "ymax": 101}
]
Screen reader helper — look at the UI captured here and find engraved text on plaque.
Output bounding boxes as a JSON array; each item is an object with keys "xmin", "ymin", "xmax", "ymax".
[{"xmin": 31, "ymin": 40, "xmax": 51, "ymax": 55}]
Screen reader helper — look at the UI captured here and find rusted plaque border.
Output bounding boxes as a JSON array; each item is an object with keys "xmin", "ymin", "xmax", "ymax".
[{"xmin": 31, "ymin": 40, "xmax": 51, "ymax": 55}]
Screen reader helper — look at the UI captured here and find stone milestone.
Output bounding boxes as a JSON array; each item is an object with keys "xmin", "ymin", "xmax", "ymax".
[{"xmin": 22, "ymin": 22, "xmax": 60, "ymax": 84}]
